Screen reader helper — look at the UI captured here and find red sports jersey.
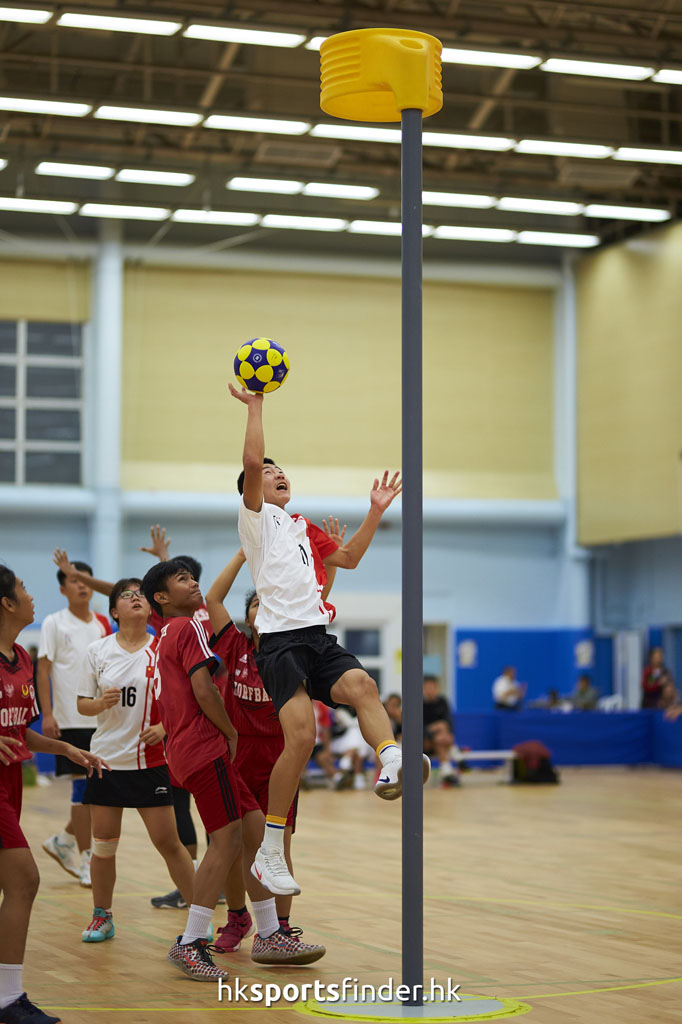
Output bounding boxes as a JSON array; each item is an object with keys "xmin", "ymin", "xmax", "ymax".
[
  {"xmin": 149, "ymin": 603, "xmax": 211, "ymax": 638},
  {"xmin": 152, "ymin": 616, "xmax": 223, "ymax": 786},
  {"xmin": 0, "ymin": 644, "xmax": 39, "ymax": 764},
  {"xmin": 210, "ymin": 623, "xmax": 282, "ymax": 739}
]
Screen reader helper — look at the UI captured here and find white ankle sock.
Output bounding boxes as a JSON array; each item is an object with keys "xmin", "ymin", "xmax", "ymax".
[
  {"xmin": 251, "ymin": 898, "xmax": 279, "ymax": 939},
  {"xmin": 0, "ymin": 963, "xmax": 23, "ymax": 1010},
  {"xmin": 262, "ymin": 822, "xmax": 286, "ymax": 854},
  {"xmin": 377, "ymin": 743, "xmax": 401, "ymax": 767},
  {"xmin": 181, "ymin": 904, "xmax": 213, "ymax": 945}
]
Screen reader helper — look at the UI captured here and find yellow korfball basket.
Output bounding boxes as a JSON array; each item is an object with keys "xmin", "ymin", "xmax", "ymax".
[{"xmin": 320, "ymin": 28, "xmax": 442, "ymax": 122}]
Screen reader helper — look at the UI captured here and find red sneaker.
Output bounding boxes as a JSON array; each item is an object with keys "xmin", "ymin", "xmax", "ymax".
[{"xmin": 216, "ymin": 909, "xmax": 254, "ymax": 952}]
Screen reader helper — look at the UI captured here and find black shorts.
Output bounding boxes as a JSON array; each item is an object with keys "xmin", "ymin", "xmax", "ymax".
[
  {"xmin": 55, "ymin": 728, "xmax": 95, "ymax": 777},
  {"xmin": 83, "ymin": 765, "xmax": 173, "ymax": 808},
  {"xmin": 255, "ymin": 626, "xmax": 363, "ymax": 713}
]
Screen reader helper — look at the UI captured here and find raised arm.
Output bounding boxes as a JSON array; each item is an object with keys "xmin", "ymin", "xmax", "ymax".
[
  {"xmin": 52, "ymin": 548, "xmax": 113, "ymax": 597},
  {"xmin": 324, "ymin": 472, "xmax": 402, "ymax": 571},
  {"xmin": 205, "ymin": 549, "xmax": 247, "ymax": 635},
  {"xmin": 320, "ymin": 517, "xmax": 346, "ymax": 601},
  {"xmin": 139, "ymin": 524, "xmax": 171, "ymax": 562},
  {"xmin": 229, "ymin": 384, "xmax": 264, "ymax": 512}
]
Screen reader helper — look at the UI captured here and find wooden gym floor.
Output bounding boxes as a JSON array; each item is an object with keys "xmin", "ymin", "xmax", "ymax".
[{"xmin": 16, "ymin": 767, "xmax": 682, "ymax": 1024}]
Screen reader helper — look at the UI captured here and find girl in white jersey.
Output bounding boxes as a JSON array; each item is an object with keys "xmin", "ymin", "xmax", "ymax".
[{"xmin": 77, "ymin": 578, "xmax": 195, "ymax": 943}]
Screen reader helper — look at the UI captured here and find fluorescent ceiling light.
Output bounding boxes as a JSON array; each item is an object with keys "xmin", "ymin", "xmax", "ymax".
[
  {"xmin": 0, "ymin": 196, "xmax": 77, "ymax": 213},
  {"xmin": 205, "ymin": 114, "xmax": 310, "ymax": 135},
  {"xmin": 423, "ymin": 131, "xmax": 514, "ymax": 151},
  {"xmin": 95, "ymin": 105, "xmax": 202, "ymax": 126},
  {"xmin": 261, "ymin": 214, "xmax": 347, "ymax": 231},
  {"xmin": 302, "ymin": 182, "xmax": 378, "ymax": 200},
  {"xmin": 348, "ymin": 220, "xmax": 433, "ymax": 237},
  {"xmin": 305, "ymin": 36, "xmax": 327, "ymax": 51},
  {"xmin": 441, "ymin": 47, "xmax": 540, "ymax": 69},
  {"xmin": 517, "ymin": 230, "xmax": 599, "ymax": 247},
  {"xmin": 584, "ymin": 203, "xmax": 670, "ymax": 222},
  {"xmin": 541, "ymin": 58, "xmax": 654, "ymax": 80},
  {"xmin": 79, "ymin": 203, "xmax": 170, "ymax": 220},
  {"xmin": 36, "ymin": 160, "xmax": 114, "ymax": 179},
  {"xmin": 422, "ymin": 191, "xmax": 495, "ymax": 208},
  {"xmin": 184, "ymin": 24, "xmax": 304, "ymax": 47},
  {"xmin": 653, "ymin": 68, "xmax": 682, "ymax": 84},
  {"xmin": 498, "ymin": 196, "xmax": 584, "ymax": 215},
  {"xmin": 116, "ymin": 168, "xmax": 195, "ymax": 186},
  {"xmin": 515, "ymin": 139, "xmax": 613, "ymax": 159},
  {"xmin": 614, "ymin": 146, "xmax": 682, "ymax": 165},
  {"xmin": 311, "ymin": 123, "xmax": 402, "ymax": 144},
  {"xmin": 172, "ymin": 209, "xmax": 260, "ymax": 225},
  {"xmin": 0, "ymin": 159, "xmax": 7, "ymax": 171},
  {"xmin": 57, "ymin": 13, "xmax": 181, "ymax": 35},
  {"xmin": 0, "ymin": 7, "xmax": 51, "ymax": 23},
  {"xmin": 228, "ymin": 176, "xmax": 303, "ymax": 194},
  {"xmin": 433, "ymin": 225, "xmax": 516, "ymax": 242},
  {"xmin": 0, "ymin": 96, "xmax": 91, "ymax": 117}
]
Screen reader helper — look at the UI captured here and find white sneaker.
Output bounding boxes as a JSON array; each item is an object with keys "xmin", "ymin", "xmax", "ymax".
[
  {"xmin": 251, "ymin": 845, "xmax": 301, "ymax": 896},
  {"xmin": 42, "ymin": 833, "xmax": 80, "ymax": 878},
  {"xmin": 375, "ymin": 754, "xmax": 431, "ymax": 801},
  {"xmin": 80, "ymin": 849, "xmax": 92, "ymax": 888}
]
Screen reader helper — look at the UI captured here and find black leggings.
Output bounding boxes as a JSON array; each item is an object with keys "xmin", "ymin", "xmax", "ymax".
[{"xmin": 172, "ymin": 785, "xmax": 197, "ymax": 848}]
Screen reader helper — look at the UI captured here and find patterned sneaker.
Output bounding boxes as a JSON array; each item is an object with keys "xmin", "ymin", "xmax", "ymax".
[
  {"xmin": 251, "ymin": 845, "xmax": 300, "ymax": 896},
  {"xmin": 375, "ymin": 754, "xmax": 431, "ymax": 801},
  {"xmin": 82, "ymin": 908, "xmax": 115, "ymax": 943},
  {"xmin": 278, "ymin": 919, "xmax": 304, "ymax": 943},
  {"xmin": 216, "ymin": 909, "xmax": 254, "ymax": 952},
  {"xmin": 167, "ymin": 936, "xmax": 229, "ymax": 982},
  {"xmin": 79, "ymin": 849, "xmax": 92, "ymax": 888},
  {"xmin": 42, "ymin": 833, "xmax": 80, "ymax": 879},
  {"xmin": 150, "ymin": 888, "xmax": 187, "ymax": 909},
  {"xmin": 251, "ymin": 927, "xmax": 325, "ymax": 966},
  {"xmin": 0, "ymin": 993, "xmax": 61, "ymax": 1024}
]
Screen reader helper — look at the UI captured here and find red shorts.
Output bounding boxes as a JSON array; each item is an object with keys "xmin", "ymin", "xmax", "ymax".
[
  {"xmin": 0, "ymin": 763, "xmax": 28, "ymax": 850},
  {"xmin": 184, "ymin": 755, "xmax": 260, "ymax": 835},
  {"xmin": 235, "ymin": 735, "xmax": 298, "ymax": 831}
]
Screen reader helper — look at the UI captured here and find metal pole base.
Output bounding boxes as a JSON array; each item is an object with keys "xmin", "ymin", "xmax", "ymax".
[{"xmin": 297, "ymin": 995, "xmax": 531, "ymax": 1022}]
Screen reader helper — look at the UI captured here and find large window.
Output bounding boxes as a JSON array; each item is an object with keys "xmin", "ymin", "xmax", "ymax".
[{"xmin": 0, "ymin": 320, "xmax": 83, "ymax": 485}]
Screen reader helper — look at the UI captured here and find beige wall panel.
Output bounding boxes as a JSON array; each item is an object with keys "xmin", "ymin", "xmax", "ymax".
[
  {"xmin": 122, "ymin": 264, "xmax": 555, "ymax": 499},
  {"xmin": 577, "ymin": 223, "xmax": 682, "ymax": 544},
  {"xmin": 0, "ymin": 259, "xmax": 90, "ymax": 320}
]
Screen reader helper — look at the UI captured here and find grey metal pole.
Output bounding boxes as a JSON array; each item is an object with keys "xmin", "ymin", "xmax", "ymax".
[{"xmin": 401, "ymin": 105, "xmax": 424, "ymax": 1005}]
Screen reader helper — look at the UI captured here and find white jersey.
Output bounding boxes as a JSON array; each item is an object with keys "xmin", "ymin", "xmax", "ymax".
[
  {"xmin": 80, "ymin": 634, "xmax": 164, "ymax": 771},
  {"xmin": 238, "ymin": 499, "xmax": 335, "ymax": 635},
  {"xmin": 38, "ymin": 608, "xmax": 111, "ymax": 728}
]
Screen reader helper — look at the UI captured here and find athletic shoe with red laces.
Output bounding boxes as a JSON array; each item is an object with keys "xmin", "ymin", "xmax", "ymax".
[
  {"xmin": 81, "ymin": 907, "xmax": 115, "ymax": 942},
  {"xmin": 251, "ymin": 926, "xmax": 325, "ymax": 965},
  {"xmin": 0, "ymin": 993, "xmax": 61, "ymax": 1023},
  {"xmin": 167, "ymin": 936, "xmax": 229, "ymax": 981},
  {"xmin": 277, "ymin": 918, "xmax": 301, "ymax": 942},
  {"xmin": 215, "ymin": 909, "xmax": 254, "ymax": 952}
]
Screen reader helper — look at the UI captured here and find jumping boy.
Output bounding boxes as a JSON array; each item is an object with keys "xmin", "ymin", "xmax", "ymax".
[{"xmin": 229, "ymin": 385, "xmax": 430, "ymax": 897}]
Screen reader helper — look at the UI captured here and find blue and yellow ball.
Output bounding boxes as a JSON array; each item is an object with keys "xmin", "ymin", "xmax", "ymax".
[{"xmin": 234, "ymin": 338, "xmax": 290, "ymax": 394}]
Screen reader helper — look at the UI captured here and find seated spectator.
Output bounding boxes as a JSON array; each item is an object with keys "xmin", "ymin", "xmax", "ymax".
[
  {"xmin": 330, "ymin": 707, "xmax": 374, "ymax": 791},
  {"xmin": 571, "ymin": 673, "xmax": 599, "ymax": 710},
  {"xmin": 310, "ymin": 700, "xmax": 336, "ymax": 787},
  {"xmin": 493, "ymin": 666, "xmax": 526, "ymax": 710},
  {"xmin": 658, "ymin": 679, "xmax": 682, "ymax": 721},
  {"xmin": 423, "ymin": 676, "xmax": 459, "ymax": 787},
  {"xmin": 641, "ymin": 647, "xmax": 674, "ymax": 709},
  {"xmin": 384, "ymin": 693, "xmax": 402, "ymax": 742}
]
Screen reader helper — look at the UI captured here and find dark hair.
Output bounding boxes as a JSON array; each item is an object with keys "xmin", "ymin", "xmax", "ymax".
[
  {"xmin": 141, "ymin": 559, "xmax": 191, "ymax": 617},
  {"xmin": 175, "ymin": 555, "xmax": 202, "ymax": 582},
  {"xmin": 384, "ymin": 693, "xmax": 402, "ymax": 705},
  {"xmin": 0, "ymin": 565, "xmax": 17, "ymax": 614},
  {"xmin": 244, "ymin": 589, "xmax": 258, "ymax": 621},
  {"xmin": 109, "ymin": 577, "xmax": 143, "ymax": 619},
  {"xmin": 423, "ymin": 675, "xmax": 439, "ymax": 685},
  {"xmin": 237, "ymin": 456, "xmax": 276, "ymax": 495},
  {"xmin": 57, "ymin": 560, "xmax": 93, "ymax": 586}
]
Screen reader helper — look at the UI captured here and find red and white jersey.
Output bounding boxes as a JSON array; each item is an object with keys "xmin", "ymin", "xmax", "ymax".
[
  {"xmin": 0, "ymin": 645, "xmax": 39, "ymax": 766},
  {"xmin": 149, "ymin": 603, "xmax": 210, "ymax": 638},
  {"xmin": 81, "ymin": 634, "xmax": 164, "ymax": 771},
  {"xmin": 210, "ymin": 623, "xmax": 282, "ymax": 739},
  {"xmin": 38, "ymin": 608, "xmax": 112, "ymax": 729},
  {"xmin": 152, "ymin": 616, "xmax": 224, "ymax": 786},
  {"xmin": 238, "ymin": 501, "xmax": 338, "ymax": 634}
]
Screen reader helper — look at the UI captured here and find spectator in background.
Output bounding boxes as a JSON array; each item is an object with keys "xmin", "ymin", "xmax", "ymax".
[
  {"xmin": 658, "ymin": 678, "xmax": 682, "ymax": 719},
  {"xmin": 423, "ymin": 676, "xmax": 459, "ymax": 787},
  {"xmin": 493, "ymin": 666, "xmax": 526, "ymax": 711},
  {"xmin": 384, "ymin": 694, "xmax": 402, "ymax": 742},
  {"xmin": 571, "ymin": 673, "xmax": 599, "ymax": 710},
  {"xmin": 641, "ymin": 647, "xmax": 673, "ymax": 709}
]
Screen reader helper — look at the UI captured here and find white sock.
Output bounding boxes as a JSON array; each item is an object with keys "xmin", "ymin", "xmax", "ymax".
[
  {"xmin": 57, "ymin": 829, "xmax": 75, "ymax": 847},
  {"xmin": 0, "ymin": 963, "xmax": 23, "ymax": 1010},
  {"xmin": 251, "ymin": 898, "xmax": 279, "ymax": 939},
  {"xmin": 181, "ymin": 904, "xmax": 213, "ymax": 945},
  {"xmin": 262, "ymin": 821, "xmax": 286, "ymax": 855},
  {"xmin": 377, "ymin": 742, "xmax": 401, "ymax": 767}
]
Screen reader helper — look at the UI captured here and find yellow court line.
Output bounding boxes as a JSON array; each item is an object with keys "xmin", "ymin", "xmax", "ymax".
[
  {"xmin": 525, "ymin": 976, "xmax": 682, "ymax": 1000},
  {"xmin": 435, "ymin": 895, "xmax": 682, "ymax": 920}
]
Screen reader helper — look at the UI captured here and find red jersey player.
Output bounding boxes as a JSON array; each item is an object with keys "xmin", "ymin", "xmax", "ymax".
[{"xmin": 0, "ymin": 566, "xmax": 107, "ymax": 1024}]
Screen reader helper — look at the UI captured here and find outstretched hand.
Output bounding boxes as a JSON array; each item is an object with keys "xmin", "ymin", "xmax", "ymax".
[
  {"xmin": 140, "ymin": 524, "xmax": 170, "ymax": 561},
  {"xmin": 229, "ymin": 383, "xmax": 263, "ymax": 406},
  {"xmin": 322, "ymin": 516, "xmax": 347, "ymax": 548},
  {"xmin": 52, "ymin": 548, "xmax": 77, "ymax": 580},
  {"xmin": 370, "ymin": 471, "xmax": 402, "ymax": 513}
]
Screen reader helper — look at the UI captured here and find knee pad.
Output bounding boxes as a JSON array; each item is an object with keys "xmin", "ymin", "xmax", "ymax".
[
  {"xmin": 71, "ymin": 778, "xmax": 87, "ymax": 804},
  {"xmin": 92, "ymin": 837, "xmax": 119, "ymax": 859}
]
